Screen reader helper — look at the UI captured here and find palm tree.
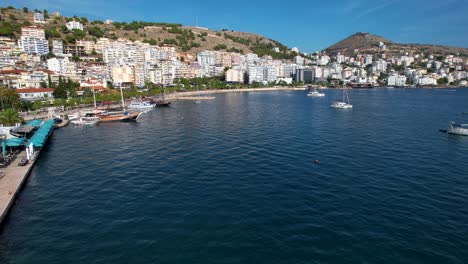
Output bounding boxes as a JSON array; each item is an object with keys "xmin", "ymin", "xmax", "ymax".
[
  {"xmin": 0, "ymin": 109, "xmax": 24, "ymax": 126},
  {"xmin": 0, "ymin": 88, "xmax": 21, "ymax": 110}
]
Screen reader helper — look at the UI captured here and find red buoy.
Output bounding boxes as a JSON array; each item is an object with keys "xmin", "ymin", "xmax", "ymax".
[{"xmin": 314, "ymin": 160, "xmax": 319, "ymax": 164}]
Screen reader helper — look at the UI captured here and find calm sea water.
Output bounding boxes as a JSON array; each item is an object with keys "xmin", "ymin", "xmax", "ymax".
[{"xmin": 1, "ymin": 88, "xmax": 468, "ymax": 264}]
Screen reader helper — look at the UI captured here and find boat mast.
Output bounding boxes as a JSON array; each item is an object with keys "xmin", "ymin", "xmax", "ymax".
[
  {"xmin": 119, "ymin": 82, "xmax": 125, "ymax": 109},
  {"xmin": 92, "ymin": 87, "xmax": 97, "ymax": 109}
]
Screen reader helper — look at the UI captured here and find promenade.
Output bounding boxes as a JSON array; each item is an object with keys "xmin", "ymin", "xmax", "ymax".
[{"xmin": 0, "ymin": 151, "xmax": 36, "ymax": 226}]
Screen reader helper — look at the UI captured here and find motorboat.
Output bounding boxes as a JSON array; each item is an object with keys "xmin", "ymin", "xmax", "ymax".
[
  {"xmin": 447, "ymin": 122, "xmax": 468, "ymax": 136},
  {"xmin": 307, "ymin": 91, "xmax": 325, "ymax": 97},
  {"xmin": 331, "ymin": 89, "xmax": 353, "ymax": 109},
  {"xmin": 127, "ymin": 101, "xmax": 155, "ymax": 109},
  {"xmin": 71, "ymin": 116, "xmax": 100, "ymax": 125}
]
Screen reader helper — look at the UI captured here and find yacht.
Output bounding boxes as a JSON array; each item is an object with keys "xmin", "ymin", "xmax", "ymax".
[
  {"xmin": 331, "ymin": 89, "xmax": 352, "ymax": 109},
  {"xmin": 307, "ymin": 90, "xmax": 325, "ymax": 97},
  {"xmin": 127, "ymin": 101, "xmax": 155, "ymax": 109},
  {"xmin": 447, "ymin": 122, "xmax": 468, "ymax": 136}
]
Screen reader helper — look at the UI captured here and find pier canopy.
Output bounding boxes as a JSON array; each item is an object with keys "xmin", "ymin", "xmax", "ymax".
[
  {"xmin": 26, "ymin": 120, "xmax": 54, "ymax": 148},
  {"xmin": 2, "ymin": 138, "xmax": 26, "ymax": 156},
  {"xmin": 2, "ymin": 138, "xmax": 26, "ymax": 147},
  {"xmin": 26, "ymin": 120, "xmax": 43, "ymax": 127}
]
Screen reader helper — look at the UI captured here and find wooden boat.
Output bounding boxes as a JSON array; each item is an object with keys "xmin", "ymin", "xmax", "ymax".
[{"xmin": 90, "ymin": 111, "xmax": 141, "ymax": 122}]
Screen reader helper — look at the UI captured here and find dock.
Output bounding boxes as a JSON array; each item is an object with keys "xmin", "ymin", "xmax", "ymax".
[
  {"xmin": 0, "ymin": 120, "xmax": 55, "ymax": 226},
  {"xmin": 0, "ymin": 151, "xmax": 39, "ymax": 225}
]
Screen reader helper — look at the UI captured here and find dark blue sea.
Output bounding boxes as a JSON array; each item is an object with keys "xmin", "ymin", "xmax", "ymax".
[{"xmin": 1, "ymin": 88, "xmax": 468, "ymax": 264}]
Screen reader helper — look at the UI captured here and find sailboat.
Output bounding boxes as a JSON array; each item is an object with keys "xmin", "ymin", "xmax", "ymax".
[
  {"xmin": 93, "ymin": 84, "xmax": 142, "ymax": 122},
  {"xmin": 331, "ymin": 89, "xmax": 353, "ymax": 109},
  {"xmin": 155, "ymin": 87, "xmax": 172, "ymax": 107}
]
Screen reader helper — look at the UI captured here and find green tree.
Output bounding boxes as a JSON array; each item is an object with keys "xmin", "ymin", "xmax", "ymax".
[
  {"xmin": 0, "ymin": 109, "xmax": 24, "ymax": 126},
  {"xmin": 0, "ymin": 88, "xmax": 21, "ymax": 110},
  {"xmin": 437, "ymin": 77, "xmax": 448, "ymax": 85},
  {"xmin": 23, "ymin": 7, "xmax": 29, "ymax": 13}
]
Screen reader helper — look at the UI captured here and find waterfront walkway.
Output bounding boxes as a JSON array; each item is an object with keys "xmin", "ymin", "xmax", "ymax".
[{"xmin": 0, "ymin": 151, "xmax": 35, "ymax": 225}]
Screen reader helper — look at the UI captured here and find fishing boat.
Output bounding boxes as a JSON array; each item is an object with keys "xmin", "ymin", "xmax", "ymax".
[
  {"xmin": 447, "ymin": 122, "xmax": 468, "ymax": 136},
  {"xmin": 71, "ymin": 116, "xmax": 100, "ymax": 125},
  {"xmin": 127, "ymin": 101, "xmax": 155, "ymax": 109},
  {"xmin": 331, "ymin": 89, "xmax": 353, "ymax": 109}
]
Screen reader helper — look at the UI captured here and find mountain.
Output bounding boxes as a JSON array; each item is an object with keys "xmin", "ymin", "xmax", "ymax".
[
  {"xmin": 0, "ymin": 6, "xmax": 294, "ymax": 59},
  {"xmin": 325, "ymin": 32, "xmax": 468, "ymax": 57}
]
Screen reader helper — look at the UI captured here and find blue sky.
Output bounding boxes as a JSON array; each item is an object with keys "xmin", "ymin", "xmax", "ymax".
[{"xmin": 4, "ymin": 0, "xmax": 468, "ymax": 53}]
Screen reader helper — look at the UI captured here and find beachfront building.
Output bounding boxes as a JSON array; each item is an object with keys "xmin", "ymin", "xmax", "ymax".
[
  {"xmin": 65, "ymin": 21, "xmax": 84, "ymax": 31},
  {"xmin": 226, "ymin": 68, "xmax": 245, "ymax": 83},
  {"xmin": 15, "ymin": 88, "xmax": 54, "ymax": 101},
  {"xmin": 387, "ymin": 74, "xmax": 407, "ymax": 87},
  {"xmin": 416, "ymin": 76, "xmax": 437, "ymax": 86}
]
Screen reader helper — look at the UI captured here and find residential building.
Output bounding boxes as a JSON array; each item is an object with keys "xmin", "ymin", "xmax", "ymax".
[
  {"xmin": 15, "ymin": 88, "xmax": 54, "ymax": 101},
  {"xmin": 52, "ymin": 39, "xmax": 64, "ymax": 55},
  {"xmin": 33, "ymin": 13, "xmax": 45, "ymax": 23},
  {"xmin": 66, "ymin": 21, "xmax": 84, "ymax": 31},
  {"xmin": 387, "ymin": 74, "xmax": 407, "ymax": 86},
  {"xmin": 226, "ymin": 69, "xmax": 245, "ymax": 83}
]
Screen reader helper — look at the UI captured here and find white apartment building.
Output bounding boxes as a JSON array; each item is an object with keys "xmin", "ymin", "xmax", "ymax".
[
  {"xmin": 226, "ymin": 69, "xmax": 245, "ymax": 83},
  {"xmin": 416, "ymin": 76, "xmax": 437, "ymax": 86},
  {"xmin": 372, "ymin": 59, "xmax": 387, "ymax": 73},
  {"xmin": 387, "ymin": 74, "xmax": 407, "ymax": 87},
  {"xmin": 337, "ymin": 53, "xmax": 345, "ymax": 64},
  {"xmin": 364, "ymin": 55, "xmax": 373, "ymax": 65},
  {"xmin": 112, "ymin": 65, "xmax": 134, "ymax": 84},
  {"xmin": 52, "ymin": 39, "xmax": 64, "ymax": 55},
  {"xmin": 15, "ymin": 88, "xmax": 54, "ymax": 101},
  {"xmin": 21, "ymin": 26, "xmax": 45, "ymax": 38},
  {"xmin": 33, "ymin": 13, "xmax": 45, "ymax": 23},
  {"xmin": 197, "ymin": 51, "xmax": 216, "ymax": 66},
  {"xmin": 66, "ymin": 21, "xmax": 84, "ymax": 31},
  {"xmin": 76, "ymin": 40, "xmax": 95, "ymax": 54},
  {"xmin": 18, "ymin": 37, "xmax": 49, "ymax": 55}
]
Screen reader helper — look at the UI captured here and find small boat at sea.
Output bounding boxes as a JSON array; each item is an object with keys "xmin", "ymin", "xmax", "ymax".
[
  {"xmin": 307, "ymin": 91, "xmax": 325, "ymax": 97},
  {"xmin": 331, "ymin": 89, "xmax": 353, "ymax": 109},
  {"xmin": 71, "ymin": 116, "xmax": 100, "ymax": 125},
  {"xmin": 127, "ymin": 101, "xmax": 155, "ymax": 109},
  {"xmin": 447, "ymin": 122, "xmax": 468, "ymax": 136}
]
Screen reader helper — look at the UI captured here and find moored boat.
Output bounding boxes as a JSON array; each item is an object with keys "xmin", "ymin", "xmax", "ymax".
[
  {"xmin": 71, "ymin": 116, "xmax": 100, "ymax": 125},
  {"xmin": 127, "ymin": 101, "xmax": 155, "ymax": 109}
]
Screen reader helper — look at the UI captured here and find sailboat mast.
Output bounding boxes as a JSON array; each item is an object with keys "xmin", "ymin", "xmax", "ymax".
[
  {"xmin": 92, "ymin": 87, "xmax": 97, "ymax": 109},
  {"xmin": 119, "ymin": 83, "xmax": 125, "ymax": 109}
]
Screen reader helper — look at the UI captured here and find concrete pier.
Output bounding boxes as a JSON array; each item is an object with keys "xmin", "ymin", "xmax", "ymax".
[{"xmin": 0, "ymin": 151, "xmax": 38, "ymax": 226}]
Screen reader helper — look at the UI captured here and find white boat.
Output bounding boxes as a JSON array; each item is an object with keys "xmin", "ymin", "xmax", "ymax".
[
  {"xmin": 307, "ymin": 91, "xmax": 325, "ymax": 97},
  {"xmin": 71, "ymin": 117, "xmax": 100, "ymax": 125},
  {"xmin": 331, "ymin": 89, "xmax": 353, "ymax": 109},
  {"xmin": 68, "ymin": 112, "xmax": 80, "ymax": 120},
  {"xmin": 127, "ymin": 101, "xmax": 155, "ymax": 109},
  {"xmin": 447, "ymin": 122, "xmax": 468, "ymax": 136}
]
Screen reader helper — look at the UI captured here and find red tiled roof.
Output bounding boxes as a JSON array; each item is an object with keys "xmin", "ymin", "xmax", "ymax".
[
  {"xmin": 15, "ymin": 88, "xmax": 54, "ymax": 93},
  {"xmin": 0, "ymin": 70, "xmax": 27, "ymax": 74}
]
